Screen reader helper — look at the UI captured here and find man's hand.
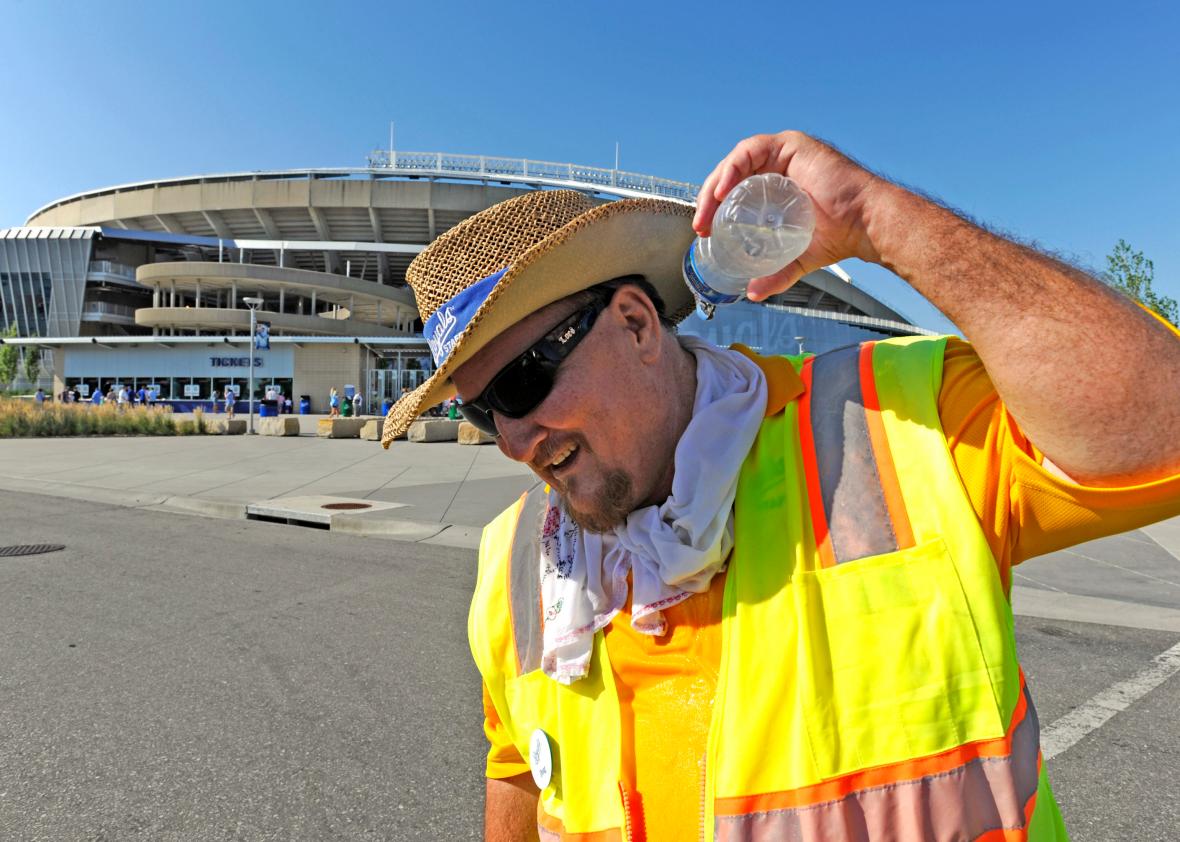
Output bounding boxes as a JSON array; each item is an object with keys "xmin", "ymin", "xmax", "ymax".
[
  {"xmin": 697, "ymin": 130, "xmax": 1180, "ymax": 485},
  {"xmin": 693, "ymin": 131, "xmax": 886, "ymax": 301}
]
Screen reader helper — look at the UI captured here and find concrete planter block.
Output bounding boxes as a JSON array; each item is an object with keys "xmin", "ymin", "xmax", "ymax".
[
  {"xmin": 206, "ymin": 418, "xmax": 247, "ymax": 435},
  {"xmin": 259, "ymin": 417, "xmax": 301, "ymax": 437},
  {"xmin": 316, "ymin": 418, "xmax": 366, "ymax": 439},
  {"xmin": 407, "ymin": 419, "xmax": 461, "ymax": 442},
  {"xmin": 360, "ymin": 419, "xmax": 382, "ymax": 441},
  {"xmin": 458, "ymin": 420, "xmax": 495, "ymax": 445}
]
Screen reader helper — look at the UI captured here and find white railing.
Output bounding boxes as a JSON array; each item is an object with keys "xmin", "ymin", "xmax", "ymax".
[
  {"xmin": 365, "ymin": 150, "xmax": 700, "ymax": 202},
  {"xmin": 88, "ymin": 260, "xmax": 136, "ymax": 280},
  {"xmin": 82, "ymin": 301, "xmax": 138, "ymax": 319},
  {"xmin": 765, "ymin": 303, "xmax": 939, "ymax": 336}
]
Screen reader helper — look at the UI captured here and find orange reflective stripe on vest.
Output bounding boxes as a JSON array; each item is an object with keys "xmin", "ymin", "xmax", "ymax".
[{"xmin": 713, "ymin": 680, "xmax": 1041, "ymax": 841}]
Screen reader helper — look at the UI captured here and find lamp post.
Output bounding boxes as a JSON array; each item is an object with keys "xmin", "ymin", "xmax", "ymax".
[{"xmin": 243, "ymin": 297, "xmax": 263, "ymax": 434}]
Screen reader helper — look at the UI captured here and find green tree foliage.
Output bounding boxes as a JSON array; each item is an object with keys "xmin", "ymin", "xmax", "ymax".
[
  {"xmin": 1103, "ymin": 239, "xmax": 1178, "ymax": 326},
  {"xmin": 0, "ymin": 326, "xmax": 19, "ymax": 389},
  {"xmin": 23, "ymin": 345, "xmax": 41, "ymax": 386}
]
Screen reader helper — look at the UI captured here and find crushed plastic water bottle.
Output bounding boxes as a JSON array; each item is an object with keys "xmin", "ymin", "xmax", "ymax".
[{"xmin": 683, "ymin": 173, "xmax": 815, "ymax": 319}]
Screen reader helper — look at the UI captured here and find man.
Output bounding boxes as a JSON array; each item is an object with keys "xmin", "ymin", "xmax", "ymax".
[{"xmin": 381, "ymin": 131, "xmax": 1180, "ymax": 841}]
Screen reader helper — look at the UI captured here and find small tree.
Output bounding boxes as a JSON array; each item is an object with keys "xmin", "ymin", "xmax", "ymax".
[
  {"xmin": 0, "ymin": 326, "xmax": 19, "ymax": 390},
  {"xmin": 1103, "ymin": 239, "xmax": 1178, "ymax": 327},
  {"xmin": 23, "ymin": 345, "xmax": 42, "ymax": 387}
]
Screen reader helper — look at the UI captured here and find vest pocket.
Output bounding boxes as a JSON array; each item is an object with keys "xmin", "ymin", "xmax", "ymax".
[{"xmin": 794, "ymin": 538, "xmax": 1007, "ymax": 780}]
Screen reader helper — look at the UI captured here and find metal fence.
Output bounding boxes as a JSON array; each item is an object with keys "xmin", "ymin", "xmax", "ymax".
[{"xmin": 365, "ymin": 150, "xmax": 700, "ymax": 203}]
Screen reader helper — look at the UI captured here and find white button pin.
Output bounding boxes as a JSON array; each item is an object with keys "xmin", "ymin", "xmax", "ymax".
[{"xmin": 529, "ymin": 729, "xmax": 553, "ymax": 790}]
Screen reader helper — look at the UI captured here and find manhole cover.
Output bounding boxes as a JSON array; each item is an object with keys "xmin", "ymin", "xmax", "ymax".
[
  {"xmin": 0, "ymin": 544, "xmax": 66, "ymax": 558},
  {"xmin": 321, "ymin": 502, "xmax": 372, "ymax": 511}
]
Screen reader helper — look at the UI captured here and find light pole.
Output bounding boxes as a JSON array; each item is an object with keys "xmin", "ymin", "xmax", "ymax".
[{"xmin": 243, "ymin": 296, "xmax": 263, "ymax": 434}]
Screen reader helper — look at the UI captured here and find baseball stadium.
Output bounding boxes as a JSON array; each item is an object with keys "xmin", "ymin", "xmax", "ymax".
[{"xmin": 0, "ymin": 150, "xmax": 933, "ymax": 412}]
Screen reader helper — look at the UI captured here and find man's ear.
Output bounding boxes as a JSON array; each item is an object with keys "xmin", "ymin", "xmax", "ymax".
[{"xmin": 610, "ymin": 285, "xmax": 662, "ymax": 363}]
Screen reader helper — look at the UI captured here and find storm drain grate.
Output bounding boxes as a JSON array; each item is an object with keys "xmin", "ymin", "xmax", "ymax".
[
  {"xmin": 0, "ymin": 544, "xmax": 66, "ymax": 558},
  {"xmin": 321, "ymin": 502, "xmax": 372, "ymax": 511}
]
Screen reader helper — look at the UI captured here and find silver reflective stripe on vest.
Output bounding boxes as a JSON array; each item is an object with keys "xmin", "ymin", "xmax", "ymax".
[
  {"xmin": 509, "ymin": 482, "xmax": 549, "ymax": 675},
  {"xmin": 715, "ymin": 686, "xmax": 1041, "ymax": 842},
  {"xmin": 809, "ymin": 344, "xmax": 898, "ymax": 564}
]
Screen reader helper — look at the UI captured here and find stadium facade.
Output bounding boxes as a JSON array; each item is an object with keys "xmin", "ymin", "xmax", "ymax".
[{"xmin": 0, "ymin": 151, "xmax": 933, "ymax": 411}]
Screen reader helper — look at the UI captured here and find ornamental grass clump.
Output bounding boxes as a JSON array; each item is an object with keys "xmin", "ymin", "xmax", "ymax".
[
  {"xmin": 176, "ymin": 408, "xmax": 209, "ymax": 436},
  {"xmin": 0, "ymin": 399, "xmax": 183, "ymax": 437}
]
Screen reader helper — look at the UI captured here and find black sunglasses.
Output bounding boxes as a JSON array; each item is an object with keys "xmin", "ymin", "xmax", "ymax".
[{"xmin": 458, "ymin": 292, "xmax": 611, "ymax": 437}]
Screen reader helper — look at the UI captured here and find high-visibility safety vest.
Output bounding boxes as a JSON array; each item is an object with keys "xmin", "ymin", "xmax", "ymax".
[{"xmin": 470, "ymin": 336, "xmax": 1070, "ymax": 841}]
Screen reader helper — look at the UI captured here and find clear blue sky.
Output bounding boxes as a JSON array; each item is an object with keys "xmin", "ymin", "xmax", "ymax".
[{"xmin": 3, "ymin": 0, "xmax": 1177, "ymax": 333}]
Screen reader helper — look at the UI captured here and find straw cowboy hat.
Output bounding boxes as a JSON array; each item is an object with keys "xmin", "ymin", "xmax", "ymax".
[{"xmin": 380, "ymin": 189, "xmax": 696, "ymax": 447}]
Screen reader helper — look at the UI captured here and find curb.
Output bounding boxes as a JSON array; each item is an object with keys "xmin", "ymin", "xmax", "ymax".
[
  {"xmin": 0, "ymin": 473, "xmax": 481, "ymax": 549},
  {"xmin": 0, "ymin": 475, "xmax": 170, "ymax": 509},
  {"xmin": 151, "ymin": 496, "xmax": 249, "ymax": 520},
  {"xmin": 329, "ymin": 513, "xmax": 483, "ymax": 549},
  {"xmin": 420, "ymin": 524, "xmax": 483, "ymax": 550},
  {"xmin": 330, "ymin": 513, "xmax": 447, "ymax": 542}
]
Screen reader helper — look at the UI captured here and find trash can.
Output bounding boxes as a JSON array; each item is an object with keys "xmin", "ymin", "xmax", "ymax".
[
  {"xmin": 299, "ymin": 395, "xmax": 311, "ymax": 414},
  {"xmin": 381, "ymin": 398, "xmax": 394, "ymax": 417},
  {"xmin": 447, "ymin": 401, "xmax": 459, "ymax": 420},
  {"xmin": 260, "ymin": 400, "xmax": 278, "ymax": 418},
  {"xmin": 341, "ymin": 395, "xmax": 353, "ymax": 417}
]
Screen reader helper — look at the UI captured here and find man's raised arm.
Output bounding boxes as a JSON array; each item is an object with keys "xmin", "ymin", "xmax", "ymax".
[{"xmin": 695, "ymin": 131, "xmax": 1180, "ymax": 486}]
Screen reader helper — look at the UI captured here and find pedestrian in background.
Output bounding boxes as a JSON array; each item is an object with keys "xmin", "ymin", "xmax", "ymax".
[{"xmin": 329, "ymin": 386, "xmax": 340, "ymax": 418}]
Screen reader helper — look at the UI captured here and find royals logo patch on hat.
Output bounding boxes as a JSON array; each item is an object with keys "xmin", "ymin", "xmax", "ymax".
[{"xmin": 423, "ymin": 268, "xmax": 508, "ymax": 367}]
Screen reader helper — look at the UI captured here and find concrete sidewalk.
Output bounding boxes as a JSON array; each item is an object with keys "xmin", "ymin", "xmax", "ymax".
[{"xmin": 0, "ymin": 433, "xmax": 535, "ymax": 549}]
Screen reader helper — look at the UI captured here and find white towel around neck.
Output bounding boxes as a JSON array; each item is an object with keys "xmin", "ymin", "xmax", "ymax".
[{"xmin": 538, "ymin": 336, "xmax": 767, "ymax": 684}]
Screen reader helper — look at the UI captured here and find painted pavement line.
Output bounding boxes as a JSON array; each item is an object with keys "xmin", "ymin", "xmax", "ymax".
[{"xmin": 1041, "ymin": 639, "xmax": 1180, "ymax": 760}]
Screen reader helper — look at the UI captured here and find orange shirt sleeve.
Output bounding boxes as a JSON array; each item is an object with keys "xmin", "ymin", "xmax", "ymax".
[
  {"xmin": 483, "ymin": 682, "xmax": 530, "ymax": 779},
  {"xmin": 939, "ymin": 337, "xmax": 1180, "ymax": 592}
]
